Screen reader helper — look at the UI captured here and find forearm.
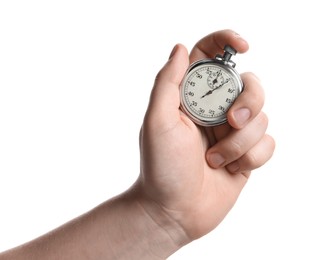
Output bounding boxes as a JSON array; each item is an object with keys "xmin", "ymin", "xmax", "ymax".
[{"xmin": 0, "ymin": 188, "xmax": 187, "ymax": 260}]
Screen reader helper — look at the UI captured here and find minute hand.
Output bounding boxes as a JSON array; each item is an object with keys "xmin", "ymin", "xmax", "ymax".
[{"xmin": 201, "ymin": 78, "xmax": 230, "ymax": 99}]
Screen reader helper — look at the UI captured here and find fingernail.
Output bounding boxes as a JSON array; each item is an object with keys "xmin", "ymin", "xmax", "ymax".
[
  {"xmin": 209, "ymin": 153, "xmax": 225, "ymax": 168},
  {"xmin": 233, "ymin": 108, "xmax": 251, "ymax": 127},
  {"xmin": 169, "ymin": 44, "xmax": 178, "ymax": 59}
]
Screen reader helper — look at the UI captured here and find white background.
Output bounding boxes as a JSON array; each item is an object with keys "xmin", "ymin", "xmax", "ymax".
[{"xmin": 0, "ymin": 1, "xmax": 310, "ymax": 259}]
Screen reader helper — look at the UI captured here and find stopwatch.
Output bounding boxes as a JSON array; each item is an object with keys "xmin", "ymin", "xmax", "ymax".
[{"xmin": 180, "ymin": 45, "xmax": 243, "ymax": 127}]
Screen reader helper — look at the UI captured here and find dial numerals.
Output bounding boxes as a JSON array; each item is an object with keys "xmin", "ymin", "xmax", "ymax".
[{"xmin": 183, "ymin": 64, "xmax": 237, "ymax": 119}]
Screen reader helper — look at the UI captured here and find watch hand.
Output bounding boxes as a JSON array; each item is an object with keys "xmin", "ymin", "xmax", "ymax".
[
  {"xmin": 212, "ymin": 70, "xmax": 221, "ymax": 85},
  {"xmin": 201, "ymin": 90, "xmax": 213, "ymax": 98},
  {"xmin": 201, "ymin": 78, "xmax": 230, "ymax": 99}
]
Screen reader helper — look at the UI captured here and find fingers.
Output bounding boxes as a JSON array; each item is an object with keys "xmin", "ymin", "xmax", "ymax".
[
  {"xmin": 206, "ymin": 111, "xmax": 275, "ymax": 173},
  {"xmin": 189, "ymin": 29, "xmax": 249, "ymax": 63},
  {"xmin": 145, "ymin": 44, "xmax": 189, "ymax": 128},
  {"xmin": 227, "ymin": 72, "xmax": 265, "ymax": 129},
  {"xmin": 208, "ymin": 72, "xmax": 265, "ymax": 144},
  {"xmin": 226, "ymin": 134, "xmax": 275, "ymax": 174},
  {"xmin": 147, "ymin": 29, "xmax": 250, "ymax": 130}
]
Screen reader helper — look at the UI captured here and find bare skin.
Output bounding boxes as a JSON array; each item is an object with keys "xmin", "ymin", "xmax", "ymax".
[{"xmin": 0, "ymin": 29, "xmax": 275, "ymax": 259}]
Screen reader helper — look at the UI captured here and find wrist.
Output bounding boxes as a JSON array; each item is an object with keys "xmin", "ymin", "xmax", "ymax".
[
  {"xmin": 131, "ymin": 184, "xmax": 192, "ymax": 257},
  {"xmin": 106, "ymin": 186, "xmax": 190, "ymax": 259}
]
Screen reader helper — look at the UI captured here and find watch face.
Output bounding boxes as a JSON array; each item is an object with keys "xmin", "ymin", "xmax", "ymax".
[{"xmin": 180, "ymin": 60, "xmax": 243, "ymax": 126}]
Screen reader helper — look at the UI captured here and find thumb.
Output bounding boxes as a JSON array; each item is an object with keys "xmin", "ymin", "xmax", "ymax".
[{"xmin": 146, "ymin": 44, "xmax": 189, "ymax": 127}]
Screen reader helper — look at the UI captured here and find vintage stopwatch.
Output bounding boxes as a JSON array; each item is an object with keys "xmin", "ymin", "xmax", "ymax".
[{"xmin": 180, "ymin": 45, "xmax": 243, "ymax": 127}]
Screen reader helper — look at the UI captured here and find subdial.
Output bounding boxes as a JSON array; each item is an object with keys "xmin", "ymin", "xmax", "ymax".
[
  {"xmin": 201, "ymin": 78, "xmax": 230, "ymax": 99},
  {"xmin": 207, "ymin": 70, "xmax": 225, "ymax": 89}
]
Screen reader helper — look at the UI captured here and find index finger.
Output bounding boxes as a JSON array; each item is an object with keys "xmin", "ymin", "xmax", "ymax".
[{"xmin": 189, "ymin": 29, "xmax": 249, "ymax": 63}]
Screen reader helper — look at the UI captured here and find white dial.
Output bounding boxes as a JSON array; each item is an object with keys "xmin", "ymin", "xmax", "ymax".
[{"xmin": 180, "ymin": 57, "xmax": 243, "ymax": 126}]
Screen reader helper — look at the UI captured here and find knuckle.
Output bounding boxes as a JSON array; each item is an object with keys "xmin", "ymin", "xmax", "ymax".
[
  {"xmin": 229, "ymin": 139, "xmax": 244, "ymax": 158},
  {"xmin": 257, "ymin": 111, "xmax": 269, "ymax": 129},
  {"xmin": 244, "ymin": 150, "xmax": 260, "ymax": 168}
]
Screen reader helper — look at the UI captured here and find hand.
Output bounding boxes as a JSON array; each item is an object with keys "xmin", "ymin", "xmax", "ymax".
[
  {"xmin": 135, "ymin": 29, "xmax": 275, "ymax": 244},
  {"xmin": 0, "ymin": 30, "xmax": 275, "ymax": 260}
]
